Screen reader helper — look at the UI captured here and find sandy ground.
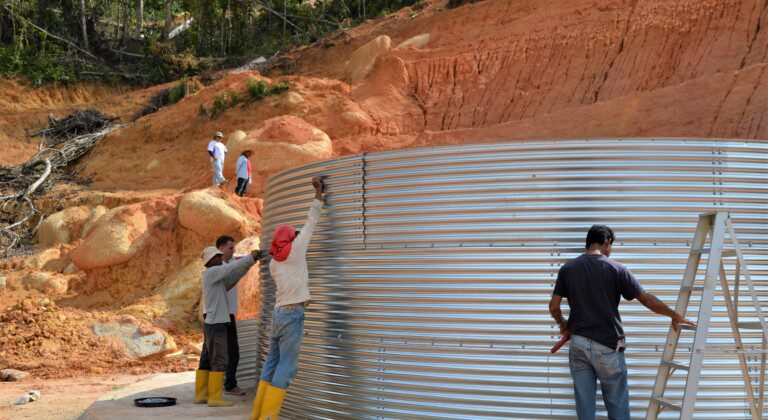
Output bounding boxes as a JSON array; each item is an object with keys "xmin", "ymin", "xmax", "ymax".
[
  {"xmin": 0, "ymin": 372, "xmax": 256, "ymax": 420},
  {"xmin": 0, "ymin": 374, "xmax": 151, "ymax": 419}
]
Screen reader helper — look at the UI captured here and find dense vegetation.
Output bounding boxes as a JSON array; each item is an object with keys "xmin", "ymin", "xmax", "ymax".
[{"xmin": 0, "ymin": 0, "xmax": 421, "ymax": 86}]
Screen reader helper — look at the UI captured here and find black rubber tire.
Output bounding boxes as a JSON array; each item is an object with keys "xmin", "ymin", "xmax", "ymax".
[{"xmin": 133, "ymin": 397, "xmax": 177, "ymax": 408}]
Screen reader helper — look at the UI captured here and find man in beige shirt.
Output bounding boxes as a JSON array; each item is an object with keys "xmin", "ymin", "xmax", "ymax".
[{"xmin": 250, "ymin": 176, "xmax": 324, "ymax": 420}]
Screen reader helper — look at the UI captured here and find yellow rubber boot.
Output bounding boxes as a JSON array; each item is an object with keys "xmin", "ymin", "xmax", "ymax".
[
  {"xmin": 194, "ymin": 370, "xmax": 209, "ymax": 404},
  {"xmin": 207, "ymin": 371, "xmax": 234, "ymax": 407},
  {"xmin": 249, "ymin": 380, "xmax": 271, "ymax": 420},
  {"xmin": 259, "ymin": 385, "xmax": 287, "ymax": 420}
]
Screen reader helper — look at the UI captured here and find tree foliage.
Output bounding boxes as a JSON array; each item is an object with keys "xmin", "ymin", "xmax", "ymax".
[{"xmin": 0, "ymin": 0, "xmax": 421, "ymax": 85}]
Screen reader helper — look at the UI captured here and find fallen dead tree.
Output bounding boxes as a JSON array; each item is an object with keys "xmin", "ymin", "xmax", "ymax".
[
  {"xmin": 1, "ymin": 118, "xmax": 127, "ymax": 257},
  {"xmin": 30, "ymin": 110, "xmax": 118, "ymax": 147}
]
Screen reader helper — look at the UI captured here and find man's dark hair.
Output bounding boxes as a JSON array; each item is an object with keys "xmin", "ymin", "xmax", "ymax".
[
  {"xmin": 215, "ymin": 235, "xmax": 235, "ymax": 248},
  {"xmin": 586, "ymin": 225, "xmax": 615, "ymax": 248}
]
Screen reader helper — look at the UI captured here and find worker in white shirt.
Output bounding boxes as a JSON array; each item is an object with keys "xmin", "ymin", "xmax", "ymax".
[
  {"xmin": 207, "ymin": 132, "xmax": 227, "ymax": 187},
  {"xmin": 195, "ymin": 245, "xmax": 261, "ymax": 407},
  {"xmin": 234, "ymin": 149, "xmax": 252, "ymax": 197},
  {"xmin": 250, "ymin": 176, "xmax": 325, "ymax": 420}
]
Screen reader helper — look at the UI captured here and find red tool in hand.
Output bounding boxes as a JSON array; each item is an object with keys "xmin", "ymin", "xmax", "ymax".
[{"xmin": 551, "ymin": 330, "xmax": 571, "ymax": 353}]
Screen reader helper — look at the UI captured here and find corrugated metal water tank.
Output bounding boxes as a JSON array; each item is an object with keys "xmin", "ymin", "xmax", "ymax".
[{"xmin": 239, "ymin": 139, "xmax": 768, "ymax": 419}]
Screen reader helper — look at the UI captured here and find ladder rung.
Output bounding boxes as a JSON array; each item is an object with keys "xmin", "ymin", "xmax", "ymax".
[
  {"xmin": 691, "ymin": 248, "xmax": 736, "ymax": 258},
  {"xmin": 651, "ymin": 397, "xmax": 682, "ymax": 412},
  {"xmin": 680, "ymin": 285, "xmax": 704, "ymax": 292},
  {"xmin": 661, "ymin": 359, "xmax": 690, "ymax": 372},
  {"xmin": 737, "ymin": 322, "xmax": 767, "ymax": 330},
  {"xmin": 678, "ymin": 324, "xmax": 697, "ymax": 331}
]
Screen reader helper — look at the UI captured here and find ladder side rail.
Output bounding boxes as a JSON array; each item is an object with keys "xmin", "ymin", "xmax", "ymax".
[
  {"xmin": 760, "ymin": 336, "xmax": 766, "ymax": 416},
  {"xmin": 727, "ymin": 217, "xmax": 768, "ymax": 418},
  {"xmin": 645, "ymin": 215, "xmax": 712, "ymax": 420},
  {"xmin": 680, "ymin": 212, "xmax": 729, "ymax": 419},
  {"xmin": 725, "ymin": 218, "xmax": 768, "ymax": 342},
  {"xmin": 734, "ymin": 262, "xmax": 740, "ymax": 317},
  {"xmin": 718, "ymin": 263, "xmax": 759, "ymax": 419}
]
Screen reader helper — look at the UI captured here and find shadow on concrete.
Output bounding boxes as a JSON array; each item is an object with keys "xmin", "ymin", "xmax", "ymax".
[{"xmin": 79, "ymin": 371, "xmax": 255, "ymax": 419}]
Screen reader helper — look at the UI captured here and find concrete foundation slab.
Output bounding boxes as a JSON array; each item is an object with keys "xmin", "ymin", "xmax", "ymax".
[{"xmin": 79, "ymin": 371, "xmax": 255, "ymax": 419}]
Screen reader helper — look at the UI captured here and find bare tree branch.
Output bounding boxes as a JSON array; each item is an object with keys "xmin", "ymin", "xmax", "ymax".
[{"xmin": 22, "ymin": 158, "xmax": 51, "ymax": 200}]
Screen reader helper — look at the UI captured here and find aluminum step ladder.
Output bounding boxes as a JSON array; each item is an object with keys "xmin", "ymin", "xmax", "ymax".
[{"xmin": 646, "ymin": 212, "xmax": 768, "ymax": 420}]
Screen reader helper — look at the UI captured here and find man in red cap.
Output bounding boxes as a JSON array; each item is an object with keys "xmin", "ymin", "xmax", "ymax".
[
  {"xmin": 234, "ymin": 149, "xmax": 253, "ymax": 197},
  {"xmin": 250, "ymin": 176, "xmax": 325, "ymax": 420}
]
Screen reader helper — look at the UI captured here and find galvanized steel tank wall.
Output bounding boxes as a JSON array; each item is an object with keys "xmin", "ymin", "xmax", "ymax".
[{"xmin": 250, "ymin": 139, "xmax": 768, "ymax": 419}]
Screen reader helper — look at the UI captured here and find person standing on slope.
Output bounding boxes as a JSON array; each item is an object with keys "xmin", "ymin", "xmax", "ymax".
[
  {"xmin": 235, "ymin": 149, "xmax": 253, "ymax": 197},
  {"xmin": 207, "ymin": 132, "xmax": 227, "ymax": 188},
  {"xmin": 250, "ymin": 176, "xmax": 325, "ymax": 420}
]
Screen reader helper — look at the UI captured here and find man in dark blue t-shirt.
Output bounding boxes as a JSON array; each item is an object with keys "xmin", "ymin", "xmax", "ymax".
[{"xmin": 549, "ymin": 225, "xmax": 695, "ymax": 420}]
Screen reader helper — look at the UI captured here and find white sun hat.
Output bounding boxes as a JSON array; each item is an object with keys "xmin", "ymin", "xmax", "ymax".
[{"xmin": 200, "ymin": 246, "xmax": 223, "ymax": 265}]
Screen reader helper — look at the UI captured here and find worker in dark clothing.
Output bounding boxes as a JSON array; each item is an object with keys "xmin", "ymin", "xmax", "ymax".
[{"xmin": 549, "ymin": 225, "xmax": 695, "ymax": 420}]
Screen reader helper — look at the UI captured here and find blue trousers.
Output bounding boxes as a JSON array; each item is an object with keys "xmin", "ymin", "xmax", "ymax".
[
  {"xmin": 259, "ymin": 306, "xmax": 305, "ymax": 389},
  {"xmin": 568, "ymin": 334, "xmax": 630, "ymax": 420}
]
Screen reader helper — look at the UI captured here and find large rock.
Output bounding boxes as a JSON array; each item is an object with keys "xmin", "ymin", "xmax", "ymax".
[
  {"xmin": 37, "ymin": 207, "xmax": 88, "ymax": 246},
  {"xmin": 81, "ymin": 205, "xmax": 110, "ymax": 238},
  {"xmin": 279, "ymin": 91, "xmax": 309, "ymax": 117},
  {"xmin": 283, "ymin": 91, "xmax": 305, "ymax": 107},
  {"xmin": 226, "ymin": 130, "xmax": 247, "ymax": 147},
  {"xmin": 22, "ymin": 272, "xmax": 68, "ymax": 295},
  {"xmin": 234, "ymin": 237, "xmax": 261, "ymax": 319},
  {"xmin": 251, "ymin": 136, "xmax": 332, "ymax": 175},
  {"xmin": 178, "ymin": 190, "xmax": 249, "ymax": 239},
  {"xmin": 1, "ymin": 369, "xmax": 29, "ymax": 382},
  {"xmin": 224, "ymin": 130, "xmax": 248, "ymax": 178},
  {"xmin": 340, "ymin": 109, "xmax": 375, "ymax": 135},
  {"xmin": 154, "ymin": 261, "xmax": 203, "ymax": 318},
  {"xmin": 228, "ymin": 116, "xmax": 333, "ymax": 176},
  {"xmin": 347, "ymin": 35, "xmax": 391, "ymax": 84},
  {"xmin": 92, "ymin": 322, "xmax": 176, "ymax": 359},
  {"xmin": 396, "ymin": 33, "xmax": 430, "ymax": 50},
  {"xmin": 252, "ymin": 115, "xmax": 323, "ymax": 146},
  {"xmin": 37, "ymin": 206, "xmax": 106, "ymax": 246},
  {"xmin": 26, "ymin": 248, "xmax": 69, "ymax": 272},
  {"xmin": 70, "ymin": 207, "xmax": 149, "ymax": 270}
]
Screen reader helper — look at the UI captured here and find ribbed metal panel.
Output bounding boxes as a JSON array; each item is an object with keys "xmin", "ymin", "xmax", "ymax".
[
  {"xmin": 247, "ymin": 139, "xmax": 767, "ymax": 419},
  {"xmin": 236, "ymin": 317, "xmax": 260, "ymax": 385}
]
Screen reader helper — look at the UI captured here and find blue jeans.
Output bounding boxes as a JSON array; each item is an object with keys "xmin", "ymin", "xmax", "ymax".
[
  {"xmin": 259, "ymin": 306, "xmax": 305, "ymax": 389},
  {"xmin": 568, "ymin": 334, "xmax": 630, "ymax": 420}
]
